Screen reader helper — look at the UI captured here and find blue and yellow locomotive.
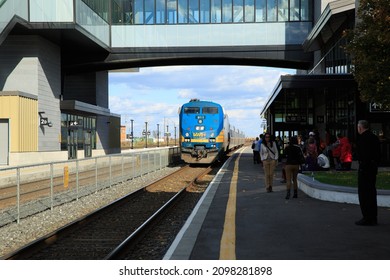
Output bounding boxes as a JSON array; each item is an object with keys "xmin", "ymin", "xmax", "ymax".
[{"xmin": 179, "ymin": 99, "xmax": 245, "ymax": 164}]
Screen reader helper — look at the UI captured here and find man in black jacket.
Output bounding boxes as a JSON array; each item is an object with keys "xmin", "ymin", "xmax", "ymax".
[{"xmin": 355, "ymin": 120, "xmax": 381, "ymax": 226}]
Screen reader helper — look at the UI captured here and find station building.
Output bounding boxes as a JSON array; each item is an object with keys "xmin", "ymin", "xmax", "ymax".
[
  {"xmin": 260, "ymin": 0, "xmax": 390, "ymax": 165},
  {"xmin": 0, "ymin": 0, "xmax": 314, "ymax": 166},
  {"xmin": 1, "ymin": 0, "xmax": 389, "ymax": 166}
]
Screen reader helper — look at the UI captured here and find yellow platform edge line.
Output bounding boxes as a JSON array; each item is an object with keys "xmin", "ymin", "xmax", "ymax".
[{"xmin": 219, "ymin": 149, "xmax": 243, "ymax": 260}]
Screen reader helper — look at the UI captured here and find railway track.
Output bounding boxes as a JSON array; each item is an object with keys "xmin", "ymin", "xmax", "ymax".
[{"xmin": 4, "ymin": 164, "xmax": 219, "ymax": 260}]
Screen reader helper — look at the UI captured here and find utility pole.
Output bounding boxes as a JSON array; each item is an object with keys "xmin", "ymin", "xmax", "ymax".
[
  {"xmin": 130, "ymin": 119, "xmax": 134, "ymax": 149},
  {"xmin": 157, "ymin": 124, "xmax": 160, "ymax": 147},
  {"xmin": 143, "ymin": 121, "xmax": 150, "ymax": 148},
  {"xmin": 174, "ymin": 125, "xmax": 177, "ymax": 146},
  {"xmin": 166, "ymin": 125, "xmax": 169, "ymax": 146}
]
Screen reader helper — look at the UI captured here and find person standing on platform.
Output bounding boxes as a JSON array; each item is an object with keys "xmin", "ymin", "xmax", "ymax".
[
  {"xmin": 355, "ymin": 120, "xmax": 381, "ymax": 226},
  {"xmin": 260, "ymin": 133, "xmax": 279, "ymax": 193},
  {"xmin": 257, "ymin": 134, "xmax": 264, "ymax": 165},
  {"xmin": 304, "ymin": 133, "xmax": 318, "ymax": 171},
  {"xmin": 337, "ymin": 134, "xmax": 353, "ymax": 170},
  {"xmin": 252, "ymin": 137, "xmax": 261, "ymax": 164},
  {"xmin": 283, "ymin": 136, "xmax": 303, "ymax": 199}
]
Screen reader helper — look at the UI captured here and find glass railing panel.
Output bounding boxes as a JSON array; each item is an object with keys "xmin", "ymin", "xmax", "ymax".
[
  {"xmin": 0, "ymin": 0, "xmax": 28, "ymax": 35},
  {"xmin": 111, "ymin": 22, "xmax": 312, "ymax": 48},
  {"xmin": 75, "ymin": 0, "xmax": 109, "ymax": 46},
  {"xmin": 29, "ymin": 0, "xmax": 74, "ymax": 22}
]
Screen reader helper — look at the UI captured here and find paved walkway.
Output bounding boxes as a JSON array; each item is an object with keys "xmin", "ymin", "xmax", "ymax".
[{"xmin": 165, "ymin": 147, "xmax": 390, "ymax": 260}]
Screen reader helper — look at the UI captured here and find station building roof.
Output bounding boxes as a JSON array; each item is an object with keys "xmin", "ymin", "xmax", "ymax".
[{"xmin": 260, "ymin": 74, "xmax": 356, "ymax": 116}]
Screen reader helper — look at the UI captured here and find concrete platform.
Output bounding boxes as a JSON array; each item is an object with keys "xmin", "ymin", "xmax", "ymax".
[{"xmin": 164, "ymin": 146, "xmax": 390, "ymax": 260}]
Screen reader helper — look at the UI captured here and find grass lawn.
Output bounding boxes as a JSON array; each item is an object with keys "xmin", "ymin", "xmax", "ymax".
[{"xmin": 305, "ymin": 171, "xmax": 390, "ymax": 190}]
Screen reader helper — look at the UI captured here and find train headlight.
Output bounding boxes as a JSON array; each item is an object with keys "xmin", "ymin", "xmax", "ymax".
[
  {"xmin": 198, "ymin": 119, "xmax": 203, "ymax": 124},
  {"xmin": 209, "ymin": 138, "xmax": 216, "ymax": 143},
  {"xmin": 185, "ymin": 132, "xmax": 190, "ymax": 137},
  {"xmin": 184, "ymin": 138, "xmax": 191, "ymax": 142},
  {"xmin": 195, "ymin": 126, "xmax": 205, "ymax": 131},
  {"xmin": 210, "ymin": 132, "xmax": 215, "ymax": 137}
]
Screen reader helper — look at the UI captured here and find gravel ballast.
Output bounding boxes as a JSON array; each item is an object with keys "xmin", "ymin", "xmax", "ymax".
[{"xmin": 0, "ymin": 167, "xmax": 181, "ymax": 258}]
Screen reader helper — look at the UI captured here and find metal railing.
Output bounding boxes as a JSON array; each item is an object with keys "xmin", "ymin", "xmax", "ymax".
[{"xmin": 0, "ymin": 147, "xmax": 180, "ymax": 226}]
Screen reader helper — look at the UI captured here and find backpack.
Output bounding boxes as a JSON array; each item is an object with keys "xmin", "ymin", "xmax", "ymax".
[{"xmin": 317, "ymin": 154, "xmax": 330, "ymax": 168}]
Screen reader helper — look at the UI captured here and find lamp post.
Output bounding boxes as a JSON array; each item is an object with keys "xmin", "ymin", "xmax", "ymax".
[
  {"xmin": 174, "ymin": 125, "xmax": 177, "ymax": 146},
  {"xmin": 143, "ymin": 121, "xmax": 150, "ymax": 148},
  {"xmin": 130, "ymin": 119, "xmax": 134, "ymax": 149},
  {"xmin": 166, "ymin": 125, "xmax": 169, "ymax": 146},
  {"xmin": 157, "ymin": 124, "xmax": 160, "ymax": 147}
]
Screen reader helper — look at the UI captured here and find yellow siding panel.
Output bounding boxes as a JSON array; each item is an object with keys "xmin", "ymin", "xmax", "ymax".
[
  {"xmin": 0, "ymin": 95, "xmax": 38, "ymax": 152},
  {"xmin": 19, "ymin": 96, "xmax": 38, "ymax": 151},
  {"xmin": 0, "ymin": 96, "xmax": 19, "ymax": 152}
]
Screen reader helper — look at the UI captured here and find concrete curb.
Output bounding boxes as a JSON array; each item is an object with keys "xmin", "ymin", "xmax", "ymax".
[{"xmin": 298, "ymin": 173, "xmax": 390, "ymax": 207}]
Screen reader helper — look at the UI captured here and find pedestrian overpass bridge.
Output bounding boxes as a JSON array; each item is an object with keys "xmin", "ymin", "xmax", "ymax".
[{"xmin": 0, "ymin": 0, "xmax": 313, "ymax": 73}]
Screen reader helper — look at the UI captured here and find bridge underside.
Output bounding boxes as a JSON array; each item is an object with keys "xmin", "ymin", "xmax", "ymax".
[
  {"xmin": 4, "ymin": 20, "xmax": 312, "ymax": 74},
  {"xmin": 66, "ymin": 45, "xmax": 312, "ymax": 73}
]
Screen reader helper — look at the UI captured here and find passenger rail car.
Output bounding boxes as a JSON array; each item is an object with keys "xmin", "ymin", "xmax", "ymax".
[{"xmin": 179, "ymin": 99, "xmax": 245, "ymax": 164}]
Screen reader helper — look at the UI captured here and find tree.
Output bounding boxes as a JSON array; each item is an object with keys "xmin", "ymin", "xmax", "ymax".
[{"xmin": 345, "ymin": 0, "xmax": 390, "ymax": 107}]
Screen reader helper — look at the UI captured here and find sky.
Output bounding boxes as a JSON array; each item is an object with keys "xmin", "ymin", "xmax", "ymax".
[{"xmin": 108, "ymin": 65, "xmax": 295, "ymax": 138}]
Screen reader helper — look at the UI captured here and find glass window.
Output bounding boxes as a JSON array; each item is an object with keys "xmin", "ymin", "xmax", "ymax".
[
  {"xmin": 111, "ymin": 0, "xmax": 312, "ymax": 25},
  {"xmin": 255, "ymin": 0, "xmax": 266, "ymax": 22},
  {"xmin": 189, "ymin": 0, "xmax": 200, "ymax": 23},
  {"xmin": 61, "ymin": 114, "xmax": 68, "ymax": 151},
  {"xmin": 301, "ymin": 0, "xmax": 310, "ymax": 21},
  {"xmin": 178, "ymin": 0, "xmax": 189, "ymax": 23},
  {"xmin": 275, "ymin": 113, "xmax": 284, "ymax": 123},
  {"xmin": 111, "ymin": 0, "xmax": 133, "ymax": 24},
  {"xmin": 245, "ymin": 0, "xmax": 255, "ymax": 22},
  {"xmin": 267, "ymin": 0, "xmax": 277, "ymax": 22},
  {"xmin": 156, "ymin": 0, "xmax": 166, "ymax": 24},
  {"xmin": 277, "ymin": 0, "xmax": 288, "ymax": 21},
  {"xmin": 145, "ymin": 1, "xmax": 155, "ymax": 24},
  {"xmin": 289, "ymin": 0, "xmax": 300, "ymax": 21},
  {"xmin": 82, "ymin": 0, "xmax": 109, "ymax": 22},
  {"xmin": 200, "ymin": 0, "xmax": 211, "ymax": 23},
  {"xmin": 211, "ymin": 0, "xmax": 222, "ymax": 23},
  {"xmin": 308, "ymin": 113, "xmax": 313, "ymax": 125},
  {"xmin": 184, "ymin": 107, "xmax": 200, "ymax": 114},
  {"xmin": 203, "ymin": 107, "xmax": 219, "ymax": 114},
  {"xmin": 91, "ymin": 118, "xmax": 96, "ymax": 149},
  {"xmin": 111, "ymin": 0, "xmax": 121, "ymax": 24},
  {"xmin": 134, "ymin": 0, "xmax": 144, "ymax": 24},
  {"xmin": 60, "ymin": 113, "xmax": 96, "ymax": 151},
  {"xmin": 222, "ymin": 0, "xmax": 232, "ymax": 22},
  {"xmin": 233, "ymin": 0, "xmax": 244, "ymax": 22},
  {"xmin": 78, "ymin": 119, "xmax": 84, "ymax": 149},
  {"xmin": 168, "ymin": 0, "xmax": 178, "ymax": 24},
  {"xmin": 233, "ymin": 0, "xmax": 243, "ymax": 22}
]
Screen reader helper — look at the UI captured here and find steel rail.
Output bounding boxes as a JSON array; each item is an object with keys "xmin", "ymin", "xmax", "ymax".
[
  {"xmin": 104, "ymin": 165, "xmax": 212, "ymax": 260},
  {"xmin": 2, "ymin": 165, "xmax": 191, "ymax": 260}
]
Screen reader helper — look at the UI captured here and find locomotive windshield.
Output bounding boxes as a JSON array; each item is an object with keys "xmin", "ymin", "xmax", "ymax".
[
  {"xmin": 202, "ymin": 107, "xmax": 219, "ymax": 114},
  {"xmin": 184, "ymin": 107, "xmax": 200, "ymax": 114}
]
